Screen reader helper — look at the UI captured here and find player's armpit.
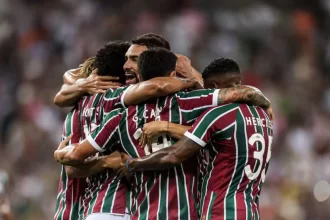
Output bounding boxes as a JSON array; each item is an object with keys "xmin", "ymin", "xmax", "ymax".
[
  {"xmin": 122, "ymin": 77, "xmax": 199, "ymax": 106},
  {"xmin": 128, "ymin": 136, "xmax": 200, "ymax": 172},
  {"xmin": 217, "ymin": 85, "xmax": 271, "ymax": 108}
]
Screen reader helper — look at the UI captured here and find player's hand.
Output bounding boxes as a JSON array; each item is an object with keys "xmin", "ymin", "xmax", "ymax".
[
  {"xmin": 57, "ymin": 134, "xmax": 73, "ymax": 150},
  {"xmin": 117, "ymin": 153, "xmax": 133, "ymax": 182},
  {"xmin": 102, "ymin": 151, "xmax": 123, "ymax": 170},
  {"xmin": 139, "ymin": 121, "xmax": 167, "ymax": 152},
  {"xmin": 267, "ymin": 106, "xmax": 274, "ymax": 122},
  {"xmin": 78, "ymin": 69, "xmax": 121, "ymax": 94},
  {"xmin": 176, "ymin": 54, "xmax": 203, "ymax": 86},
  {"xmin": 176, "ymin": 54, "xmax": 193, "ymax": 78}
]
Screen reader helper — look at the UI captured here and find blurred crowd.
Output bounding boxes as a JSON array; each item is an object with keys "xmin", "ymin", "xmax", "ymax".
[{"xmin": 1, "ymin": 0, "xmax": 330, "ymax": 219}]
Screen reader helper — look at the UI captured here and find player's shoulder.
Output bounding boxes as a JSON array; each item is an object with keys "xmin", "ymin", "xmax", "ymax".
[
  {"xmin": 204, "ymin": 103, "xmax": 240, "ymax": 115},
  {"xmin": 175, "ymin": 88, "xmax": 216, "ymax": 97},
  {"xmin": 104, "ymin": 86, "xmax": 129, "ymax": 97}
]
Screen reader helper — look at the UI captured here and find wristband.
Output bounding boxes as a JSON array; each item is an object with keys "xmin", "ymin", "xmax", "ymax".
[{"xmin": 126, "ymin": 157, "xmax": 134, "ymax": 173}]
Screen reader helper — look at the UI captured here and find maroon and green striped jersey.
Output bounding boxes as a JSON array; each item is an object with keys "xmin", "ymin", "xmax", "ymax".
[
  {"xmin": 87, "ymin": 89, "xmax": 220, "ymax": 220},
  {"xmin": 79, "ymin": 87, "xmax": 129, "ymax": 219},
  {"xmin": 54, "ymin": 104, "xmax": 87, "ymax": 220},
  {"xmin": 184, "ymin": 103, "xmax": 273, "ymax": 220}
]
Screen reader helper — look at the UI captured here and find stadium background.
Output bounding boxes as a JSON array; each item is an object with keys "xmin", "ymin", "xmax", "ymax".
[{"xmin": 0, "ymin": 0, "xmax": 330, "ymax": 219}]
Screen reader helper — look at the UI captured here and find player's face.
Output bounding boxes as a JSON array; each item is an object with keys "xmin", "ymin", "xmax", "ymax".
[
  {"xmin": 124, "ymin": 44, "xmax": 148, "ymax": 85},
  {"xmin": 204, "ymin": 74, "xmax": 241, "ymax": 89}
]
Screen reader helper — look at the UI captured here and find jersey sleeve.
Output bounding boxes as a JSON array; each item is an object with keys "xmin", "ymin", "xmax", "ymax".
[
  {"xmin": 103, "ymin": 86, "xmax": 130, "ymax": 112},
  {"xmin": 175, "ymin": 89, "xmax": 220, "ymax": 123},
  {"xmin": 184, "ymin": 104, "xmax": 239, "ymax": 147},
  {"xmin": 87, "ymin": 109, "xmax": 123, "ymax": 152}
]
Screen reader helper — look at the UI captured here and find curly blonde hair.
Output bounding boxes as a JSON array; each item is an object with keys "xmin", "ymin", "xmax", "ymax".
[{"xmin": 78, "ymin": 57, "xmax": 96, "ymax": 77}]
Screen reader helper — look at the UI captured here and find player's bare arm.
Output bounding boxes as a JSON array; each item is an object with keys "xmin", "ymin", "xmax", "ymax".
[
  {"xmin": 118, "ymin": 136, "xmax": 199, "ymax": 175},
  {"xmin": 139, "ymin": 121, "xmax": 191, "ymax": 148},
  {"xmin": 54, "ymin": 69, "xmax": 121, "ymax": 107},
  {"xmin": 54, "ymin": 135, "xmax": 100, "ymax": 166},
  {"xmin": 65, "ymin": 152, "xmax": 122, "ymax": 178},
  {"xmin": 123, "ymin": 77, "xmax": 201, "ymax": 106},
  {"xmin": 217, "ymin": 85, "xmax": 270, "ymax": 108}
]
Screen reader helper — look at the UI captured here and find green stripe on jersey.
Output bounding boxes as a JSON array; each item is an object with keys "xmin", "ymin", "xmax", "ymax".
[
  {"xmin": 71, "ymin": 201, "xmax": 80, "ymax": 220},
  {"xmin": 175, "ymin": 166, "xmax": 189, "ymax": 220},
  {"xmin": 58, "ymin": 110, "xmax": 75, "ymax": 219},
  {"xmin": 225, "ymin": 109, "xmax": 247, "ymax": 220},
  {"xmin": 206, "ymin": 192, "xmax": 217, "ymax": 220},
  {"xmin": 200, "ymin": 143, "xmax": 217, "ymax": 217},
  {"xmin": 192, "ymin": 104, "xmax": 238, "ymax": 139},
  {"xmin": 139, "ymin": 176, "xmax": 155, "ymax": 220},
  {"xmin": 158, "ymin": 173, "xmax": 168, "ymax": 220},
  {"xmin": 101, "ymin": 179, "xmax": 120, "ymax": 213},
  {"xmin": 248, "ymin": 106, "xmax": 265, "ymax": 219}
]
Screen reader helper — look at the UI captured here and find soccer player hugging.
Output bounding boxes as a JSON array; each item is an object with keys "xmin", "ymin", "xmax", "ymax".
[{"xmin": 54, "ymin": 33, "xmax": 273, "ymax": 220}]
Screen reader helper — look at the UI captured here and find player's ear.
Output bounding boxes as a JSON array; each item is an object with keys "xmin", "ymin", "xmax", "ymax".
[{"xmin": 169, "ymin": 71, "xmax": 176, "ymax": 77}]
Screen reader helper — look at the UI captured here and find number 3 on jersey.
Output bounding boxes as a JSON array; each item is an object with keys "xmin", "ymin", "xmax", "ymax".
[{"xmin": 244, "ymin": 133, "xmax": 273, "ymax": 182}]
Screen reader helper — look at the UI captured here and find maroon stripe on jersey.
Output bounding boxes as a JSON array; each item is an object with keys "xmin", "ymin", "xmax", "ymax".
[
  {"xmin": 92, "ymin": 181, "xmax": 108, "ymax": 213},
  {"xmin": 251, "ymin": 107, "xmax": 271, "ymax": 215},
  {"xmin": 176, "ymin": 93, "xmax": 213, "ymax": 111},
  {"xmin": 71, "ymin": 109, "xmax": 81, "ymax": 144},
  {"xmin": 112, "ymin": 180, "xmax": 127, "ymax": 214},
  {"xmin": 63, "ymin": 180, "xmax": 74, "ymax": 219},
  {"xmin": 147, "ymin": 174, "xmax": 159, "ymax": 219},
  {"xmin": 62, "ymin": 109, "xmax": 84, "ymax": 220},
  {"xmin": 83, "ymin": 182, "xmax": 99, "ymax": 218},
  {"xmin": 168, "ymin": 169, "xmax": 179, "ymax": 219},
  {"xmin": 200, "ymin": 108, "xmax": 237, "ymax": 218},
  {"xmin": 54, "ymin": 201, "xmax": 63, "ymax": 219},
  {"xmin": 236, "ymin": 105, "xmax": 256, "ymax": 219}
]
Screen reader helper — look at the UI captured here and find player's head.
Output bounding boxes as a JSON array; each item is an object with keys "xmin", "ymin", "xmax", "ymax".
[
  {"xmin": 124, "ymin": 34, "xmax": 168, "ymax": 84},
  {"xmin": 138, "ymin": 48, "xmax": 177, "ymax": 81},
  {"xmin": 202, "ymin": 58, "xmax": 241, "ymax": 89},
  {"xmin": 139, "ymin": 33, "xmax": 171, "ymax": 50},
  {"xmin": 78, "ymin": 57, "xmax": 95, "ymax": 77},
  {"xmin": 94, "ymin": 40, "xmax": 131, "ymax": 85}
]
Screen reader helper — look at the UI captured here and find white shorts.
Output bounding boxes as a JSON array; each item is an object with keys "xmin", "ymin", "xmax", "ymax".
[{"xmin": 84, "ymin": 209, "xmax": 131, "ymax": 220}]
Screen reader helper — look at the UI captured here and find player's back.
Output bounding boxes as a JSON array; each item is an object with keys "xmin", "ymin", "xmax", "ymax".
[
  {"xmin": 54, "ymin": 105, "xmax": 88, "ymax": 220},
  {"xmin": 80, "ymin": 87, "xmax": 128, "ymax": 219},
  {"xmin": 193, "ymin": 103, "xmax": 273, "ymax": 220},
  {"xmin": 118, "ymin": 96, "xmax": 198, "ymax": 220}
]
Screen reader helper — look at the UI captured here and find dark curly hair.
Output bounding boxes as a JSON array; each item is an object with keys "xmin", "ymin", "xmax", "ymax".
[
  {"xmin": 132, "ymin": 34, "xmax": 167, "ymax": 49},
  {"xmin": 138, "ymin": 33, "xmax": 171, "ymax": 50},
  {"xmin": 138, "ymin": 48, "xmax": 177, "ymax": 81},
  {"xmin": 202, "ymin": 58, "xmax": 240, "ymax": 80},
  {"xmin": 94, "ymin": 40, "xmax": 131, "ymax": 85}
]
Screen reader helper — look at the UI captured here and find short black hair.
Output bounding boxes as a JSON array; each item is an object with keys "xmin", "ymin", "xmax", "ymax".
[
  {"xmin": 132, "ymin": 34, "xmax": 167, "ymax": 49},
  {"xmin": 138, "ymin": 48, "xmax": 177, "ymax": 81},
  {"xmin": 202, "ymin": 58, "xmax": 240, "ymax": 80},
  {"xmin": 94, "ymin": 40, "xmax": 130, "ymax": 85},
  {"xmin": 139, "ymin": 33, "xmax": 171, "ymax": 50}
]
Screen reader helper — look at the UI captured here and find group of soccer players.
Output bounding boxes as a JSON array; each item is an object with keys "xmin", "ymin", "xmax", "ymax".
[{"xmin": 53, "ymin": 33, "xmax": 274, "ymax": 220}]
